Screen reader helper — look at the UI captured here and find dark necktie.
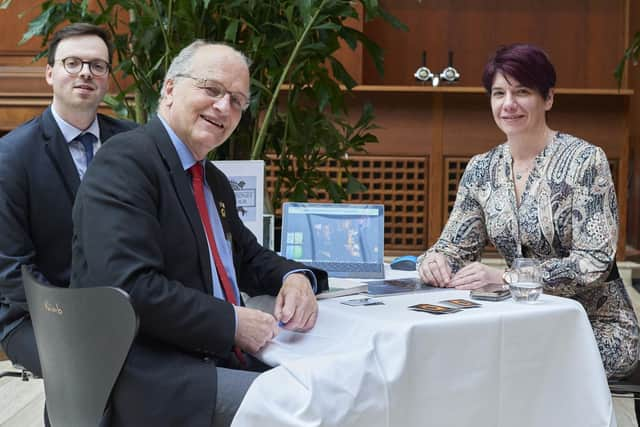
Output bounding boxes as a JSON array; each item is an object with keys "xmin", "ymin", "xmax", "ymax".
[
  {"xmin": 76, "ymin": 133, "xmax": 97, "ymax": 165},
  {"xmin": 190, "ymin": 163, "xmax": 245, "ymax": 365}
]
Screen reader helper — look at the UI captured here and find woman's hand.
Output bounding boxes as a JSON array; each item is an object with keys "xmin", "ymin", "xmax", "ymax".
[
  {"xmin": 449, "ymin": 262, "xmax": 503, "ymax": 289},
  {"xmin": 417, "ymin": 253, "xmax": 452, "ymax": 287}
]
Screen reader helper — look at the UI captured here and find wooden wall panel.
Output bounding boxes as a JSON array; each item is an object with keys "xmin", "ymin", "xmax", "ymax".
[
  {"xmin": 345, "ymin": 92, "xmax": 434, "ymax": 155},
  {"xmin": 365, "ymin": 0, "xmax": 627, "ymax": 88},
  {"xmin": 0, "ymin": 94, "xmax": 116, "ymax": 132},
  {"xmin": 0, "ymin": 0, "xmax": 44, "ymax": 58},
  {"xmin": 443, "ymin": 157, "xmax": 469, "ymax": 224},
  {"xmin": 442, "ymin": 94, "xmax": 503, "ymax": 156},
  {"xmin": 265, "ymin": 154, "xmax": 429, "ymax": 254},
  {"xmin": 0, "ymin": 95, "xmax": 48, "ymax": 131},
  {"xmin": 548, "ymin": 95, "xmax": 627, "ymax": 156},
  {"xmin": 0, "ymin": 67, "xmax": 49, "ymax": 93},
  {"xmin": 0, "ymin": 1, "xmax": 133, "ymax": 100},
  {"xmin": 0, "ymin": 0, "xmax": 48, "ymax": 95},
  {"xmin": 0, "ymin": 1, "xmax": 635, "ymax": 255},
  {"xmin": 626, "ymin": 0, "xmax": 640, "ymax": 250},
  {"xmin": 629, "ymin": 138, "xmax": 640, "ymax": 248}
]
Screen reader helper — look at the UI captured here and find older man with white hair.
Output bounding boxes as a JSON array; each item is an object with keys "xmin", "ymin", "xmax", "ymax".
[{"xmin": 71, "ymin": 41, "xmax": 328, "ymax": 426}]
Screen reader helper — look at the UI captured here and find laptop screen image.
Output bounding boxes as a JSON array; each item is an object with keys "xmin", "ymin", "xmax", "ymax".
[{"xmin": 280, "ymin": 202, "xmax": 385, "ymax": 278}]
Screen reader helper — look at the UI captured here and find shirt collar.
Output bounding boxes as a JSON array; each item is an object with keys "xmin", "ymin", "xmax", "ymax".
[
  {"xmin": 50, "ymin": 106, "xmax": 101, "ymax": 144},
  {"xmin": 157, "ymin": 114, "xmax": 199, "ymax": 172}
]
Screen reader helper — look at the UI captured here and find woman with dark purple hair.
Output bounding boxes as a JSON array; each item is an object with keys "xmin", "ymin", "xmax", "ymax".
[{"xmin": 416, "ymin": 43, "xmax": 639, "ymax": 378}]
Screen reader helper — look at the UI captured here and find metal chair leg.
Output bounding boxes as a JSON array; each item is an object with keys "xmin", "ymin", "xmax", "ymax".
[
  {"xmin": 0, "ymin": 366, "xmax": 35, "ymax": 381},
  {"xmin": 0, "ymin": 371, "xmax": 24, "ymax": 379}
]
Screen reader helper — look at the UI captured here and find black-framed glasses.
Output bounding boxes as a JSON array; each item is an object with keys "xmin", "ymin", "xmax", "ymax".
[
  {"xmin": 176, "ymin": 74, "xmax": 250, "ymax": 111},
  {"xmin": 58, "ymin": 57, "xmax": 110, "ymax": 76}
]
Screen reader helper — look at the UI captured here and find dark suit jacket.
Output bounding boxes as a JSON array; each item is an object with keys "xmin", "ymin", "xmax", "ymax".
[
  {"xmin": 71, "ymin": 116, "xmax": 328, "ymax": 426},
  {"xmin": 0, "ymin": 107, "xmax": 136, "ymax": 344}
]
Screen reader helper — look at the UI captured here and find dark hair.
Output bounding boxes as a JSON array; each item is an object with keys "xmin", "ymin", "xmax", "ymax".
[
  {"xmin": 481, "ymin": 44, "xmax": 556, "ymax": 100},
  {"xmin": 47, "ymin": 23, "xmax": 113, "ymax": 66}
]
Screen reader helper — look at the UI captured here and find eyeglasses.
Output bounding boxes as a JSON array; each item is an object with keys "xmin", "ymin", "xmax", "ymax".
[
  {"xmin": 57, "ymin": 57, "xmax": 110, "ymax": 76},
  {"xmin": 176, "ymin": 74, "xmax": 250, "ymax": 111}
]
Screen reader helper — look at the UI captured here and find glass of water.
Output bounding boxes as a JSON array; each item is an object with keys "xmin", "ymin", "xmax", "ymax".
[{"xmin": 507, "ymin": 258, "xmax": 543, "ymax": 303}]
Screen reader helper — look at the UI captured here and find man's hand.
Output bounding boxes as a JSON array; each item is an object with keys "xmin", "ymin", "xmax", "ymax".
[
  {"xmin": 274, "ymin": 273, "xmax": 318, "ymax": 332},
  {"xmin": 234, "ymin": 306, "xmax": 279, "ymax": 354},
  {"xmin": 449, "ymin": 262, "xmax": 503, "ymax": 289}
]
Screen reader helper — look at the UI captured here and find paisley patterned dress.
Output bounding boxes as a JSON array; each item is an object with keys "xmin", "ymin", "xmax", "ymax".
[{"xmin": 419, "ymin": 132, "xmax": 639, "ymax": 378}]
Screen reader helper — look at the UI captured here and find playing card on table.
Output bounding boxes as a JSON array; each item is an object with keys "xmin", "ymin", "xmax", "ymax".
[
  {"xmin": 341, "ymin": 298, "xmax": 385, "ymax": 307},
  {"xmin": 408, "ymin": 303, "xmax": 461, "ymax": 314},
  {"xmin": 440, "ymin": 299, "xmax": 482, "ymax": 309}
]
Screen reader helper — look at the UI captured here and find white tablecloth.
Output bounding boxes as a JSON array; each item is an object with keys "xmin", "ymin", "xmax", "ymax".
[{"xmin": 233, "ymin": 286, "xmax": 614, "ymax": 427}]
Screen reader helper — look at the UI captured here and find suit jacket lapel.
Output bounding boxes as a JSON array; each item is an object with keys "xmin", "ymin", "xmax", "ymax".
[
  {"xmin": 41, "ymin": 107, "xmax": 81, "ymax": 201},
  {"xmin": 97, "ymin": 113, "xmax": 121, "ymax": 141},
  {"xmin": 204, "ymin": 163, "xmax": 233, "ymax": 240},
  {"xmin": 148, "ymin": 117, "xmax": 214, "ymax": 293}
]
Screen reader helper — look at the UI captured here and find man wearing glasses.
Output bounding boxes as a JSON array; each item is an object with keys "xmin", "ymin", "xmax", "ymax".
[
  {"xmin": 0, "ymin": 23, "xmax": 135, "ymax": 382},
  {"xmin": 71, "ymin": 41, "xmax": 327, "ymax": 426}
]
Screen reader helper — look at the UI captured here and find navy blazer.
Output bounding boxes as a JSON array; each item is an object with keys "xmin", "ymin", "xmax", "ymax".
[
  {"xmin": 71, "ymin": 116, "xmax": 328, "ymax": 426},
  {"xmin": 0, "ymin": 107, "xmax": 136, "ymax": 342}
]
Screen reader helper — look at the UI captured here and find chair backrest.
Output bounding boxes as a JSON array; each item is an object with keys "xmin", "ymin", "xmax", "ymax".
[{"xmin": 22, "ymin": 266, "xmax": 138, "ymax": 427}]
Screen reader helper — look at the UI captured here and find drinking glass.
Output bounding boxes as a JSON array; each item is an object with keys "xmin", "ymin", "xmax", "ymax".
[{"xmin": 507, "ymin": 258, "xmax": 543, "ymax": 303}]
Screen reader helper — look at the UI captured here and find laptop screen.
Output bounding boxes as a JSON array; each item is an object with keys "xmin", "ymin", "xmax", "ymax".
[{"xmin": 280, "ymin": 202, "xmax": 384, "ymax": 266}]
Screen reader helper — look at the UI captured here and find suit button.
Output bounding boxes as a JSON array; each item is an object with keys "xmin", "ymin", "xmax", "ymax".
[{"xmin": 203, "ymin": 356, "xmax": 210, "ymax": 362}]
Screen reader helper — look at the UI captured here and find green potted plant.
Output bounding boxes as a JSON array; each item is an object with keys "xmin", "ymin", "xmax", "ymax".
[
  {"xmin": 615, "ymin": 30, "xmax": 639, "ymax": 86},
  {"xmin": 5, "ymin": 0, "xmax": 405, "ymax": 209}
]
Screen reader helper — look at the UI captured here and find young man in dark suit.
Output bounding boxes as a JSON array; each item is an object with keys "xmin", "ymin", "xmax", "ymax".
[
  {"xmin": 71, "ymin": 41, "xmax": 328, "ymax": 426},
  {"xmin": 0, "ymin": 23, "xmax": 136, "ymax": 376}
]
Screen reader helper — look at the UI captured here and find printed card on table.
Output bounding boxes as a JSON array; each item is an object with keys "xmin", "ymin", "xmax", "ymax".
[{"xmin": 211, "ymin": 160, "xmax": 264, "ymax": 244}]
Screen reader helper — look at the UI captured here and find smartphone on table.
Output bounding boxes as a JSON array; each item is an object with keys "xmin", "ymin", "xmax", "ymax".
[{"xmin": 469, "ymin": 284, "xmax": 511, "ymax": 301}]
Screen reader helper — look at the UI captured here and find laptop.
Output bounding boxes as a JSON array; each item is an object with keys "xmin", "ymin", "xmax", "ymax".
[{"xmin": 280, "ymin": 202, "xmax": 385, "ymax": 279}]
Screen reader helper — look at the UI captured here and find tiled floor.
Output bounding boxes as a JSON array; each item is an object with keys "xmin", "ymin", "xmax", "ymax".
[
  {"xmin": 615, "ymin": 398, "xmax": 639, "ymax": 427},
  {"xmin": 0, "ymin": 361, "xmax": 44, "ymax": 427}
]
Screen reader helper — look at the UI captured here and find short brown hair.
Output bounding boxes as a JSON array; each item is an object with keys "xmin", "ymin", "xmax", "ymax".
[{"xmin": 47, "ymin": 23, "xmax": 113, "ymax": 66}]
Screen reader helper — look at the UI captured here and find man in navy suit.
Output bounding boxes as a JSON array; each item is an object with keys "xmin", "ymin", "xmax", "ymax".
[
  {"xmin": 71, "ymin": 41, "xmax": 328, "ymax": 426},
  {"xmin": 0, "ymin": 23, "xmax": 136, "ymax": 376}
]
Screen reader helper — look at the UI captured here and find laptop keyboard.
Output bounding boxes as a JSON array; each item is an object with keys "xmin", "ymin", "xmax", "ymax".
[{"xmin": 308, "ymin": 262, "xmax": 382, "ymax": 273}]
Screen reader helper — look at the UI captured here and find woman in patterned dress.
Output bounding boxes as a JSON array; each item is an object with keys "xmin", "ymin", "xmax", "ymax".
[{"xmin": 416, "ymin": 43, "xmax": 639, "ymax": 378}]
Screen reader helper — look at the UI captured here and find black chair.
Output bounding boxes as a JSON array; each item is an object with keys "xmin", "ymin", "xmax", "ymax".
[
  {"xmin": 22, "ymin": 265, "xmax": 138, "ymax": 427},
  {"xmin": 609, "ymin": 363, "xmax": 640, "ymax": 423}
]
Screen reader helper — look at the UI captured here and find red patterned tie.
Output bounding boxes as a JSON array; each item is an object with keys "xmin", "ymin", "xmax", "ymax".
[
  {"xmin": 190, "ymin": 163, "xmax": 238, "ymax": 304},
  {"xmin": 190, "ymin": 163, "xmax": 245, "ymax": 364}
]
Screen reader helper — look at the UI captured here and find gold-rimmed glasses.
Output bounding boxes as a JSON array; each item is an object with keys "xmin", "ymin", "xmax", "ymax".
[{"xmin": 176, "ymin": 74, "xmax": 250, "ymax": 111}]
